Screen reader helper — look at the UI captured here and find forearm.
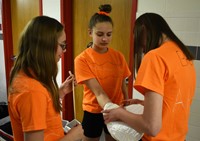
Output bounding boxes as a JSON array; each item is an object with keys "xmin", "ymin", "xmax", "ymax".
[
  {"xmin": 59, "ymin": 125, "xmax": 83, "ymax": 141},
  {"xmin": 117, "ymin": 109, "xmax": 146, "ymax": 133},
  {"xmin": 118, "ymin": 91, "xmax": 162, "ymax": 136},
  {"xmin": 84, "ymin": 78, "xmax": 111, "ymax": 108},
  {"xmin": 104, "ymin": 103, "xmax": 147, "ymax": 134},
  {"xmin": 95, "ymin": 91, "xmax": 111, "ymax": 108}
]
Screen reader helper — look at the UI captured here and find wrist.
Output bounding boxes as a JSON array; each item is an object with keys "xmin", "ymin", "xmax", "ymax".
[
  {"xmin": 59, "ymin": 88, "xmax": 65, "ymax": 99},
  {"xmin": 104, "ymin": 102, "xmax": 119, "ymax": 110}
]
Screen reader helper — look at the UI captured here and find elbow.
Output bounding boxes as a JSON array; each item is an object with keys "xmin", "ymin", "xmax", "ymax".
[
  {"xmin": 146, "ymin": 123, "xmax": 161, "ymax": 137},
  {"xmin": 149, "ymin": 125, "xmax": 161, "ymax": 137}
]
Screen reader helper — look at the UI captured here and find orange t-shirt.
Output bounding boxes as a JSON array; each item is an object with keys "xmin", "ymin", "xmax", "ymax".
[
  {"xmin": 75, "ymin": 47, "xmax": 131, "ymax": 113},
  {"xmin": 8, "ymin": 71, "xmax": 64, "ymax": 141},
  {"xmin": 134, "ymin": 41, "xmax": 196, "ymax": 141}
]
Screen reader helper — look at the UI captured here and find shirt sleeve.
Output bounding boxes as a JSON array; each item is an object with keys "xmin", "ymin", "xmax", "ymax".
[
  {"xmin": 74, "ymin": 55, "xmax": 95, "ymax": 84},
  {"xmin": 17, "ymin": 87, "xmax": 48, "ymax": 131},
  {"xmin": 134, "ymin": 51, "xmax": 167, "ymax": 96}
]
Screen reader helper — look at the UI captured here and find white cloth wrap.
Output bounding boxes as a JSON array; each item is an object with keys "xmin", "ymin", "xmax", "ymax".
[{"xmin": 104, "ymin": 102, "xmax": 144, "ymax": 141}]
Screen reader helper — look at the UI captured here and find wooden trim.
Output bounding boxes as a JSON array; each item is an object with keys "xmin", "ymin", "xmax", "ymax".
[
  {"xmin": 2, "ymin": 0, "xmax": 14, "ymax": 91},
  {"xmin": 128, "ymin": 0, "xmax": 138, "ymax": 98},
  {"xmin": 39, "ymin": 0, "xmax": 43, "ymax": 15},
  {"xmin": 60, "ymin": 0, "xmax": 74, "ymax": 121}
]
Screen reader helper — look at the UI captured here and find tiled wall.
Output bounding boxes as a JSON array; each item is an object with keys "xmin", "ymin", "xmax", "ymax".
[
  {"xmin": 135, "ymin": 0, "xmax": 200, "ymax": 141},
  {"xmin": 187, "ymin": 60, "xmax": 200, "ymax": 141},
  {"xmin": 188, "ymin": 46, "xmax": 200, "ymax": 60}
]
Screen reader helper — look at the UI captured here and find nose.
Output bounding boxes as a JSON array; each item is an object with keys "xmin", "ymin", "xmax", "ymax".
[{"xmin": 102, "ymin": 36, "xmax": 107, "ymax": 41}]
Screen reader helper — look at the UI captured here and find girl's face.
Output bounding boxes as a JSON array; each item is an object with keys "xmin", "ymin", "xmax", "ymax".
[
  {"xmin": 89, "ymin": 22, "xmax": 113, "ymax": 53},
  {"xmin": 56, "ymin": 30, "xmax": 66, "ymax": 62}
]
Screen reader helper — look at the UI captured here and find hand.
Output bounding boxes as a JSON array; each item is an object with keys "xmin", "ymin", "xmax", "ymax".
[
  {"xmin": 102, "ymin": 106, "xmax": 124, "ymax": 124},
  {"xmin": 68, "ymin": 71, "xmax": 77, "ymax": 86},
  {"xmin": 122, "ymin": 99, "xmax": 144, "ymax": 106},
  {"xmin": 59, "ymin": 71, "xmax": 76, "ymax": 99}
]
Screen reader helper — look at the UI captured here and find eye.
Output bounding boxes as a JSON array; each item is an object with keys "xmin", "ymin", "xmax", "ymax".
[
  {"xmin": 96, "ymin": 33, "xmax": 104, "ymax": 37},
  {"xmin": 58, "ymin": 42, "xmax": 67, "ymax": 50},
  {"xmin": 107, "ymin": 32, "xmax": 112, "ymax": 37}
]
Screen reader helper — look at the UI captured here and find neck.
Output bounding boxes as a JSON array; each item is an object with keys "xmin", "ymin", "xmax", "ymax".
[
  {"xmin": 91, "ymin": 45, "xmax": 108, "ymax": 54},
  {"xmin": 160, "ymin": 34, "xmax": 170, "ymax": 45}
]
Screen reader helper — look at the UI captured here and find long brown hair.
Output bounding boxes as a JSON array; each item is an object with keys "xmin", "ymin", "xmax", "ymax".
[
  {"xmin": 9, "ymin": 16, "xmax": 64, "ymax": 112},
  {"xmin": 134, "ymin": 13, "xmax": 194, "ymax": 72}
]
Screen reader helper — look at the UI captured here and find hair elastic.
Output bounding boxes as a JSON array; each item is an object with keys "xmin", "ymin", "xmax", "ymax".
[{"xmin": 98, "ymin": 11, "xmax": 109, "ymax": 16}]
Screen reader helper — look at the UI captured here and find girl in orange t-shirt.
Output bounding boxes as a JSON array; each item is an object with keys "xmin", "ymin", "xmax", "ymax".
[
  {"xmin": 8, "ymin": 16, "xmax": 82, "ymax": 141},
  {"xmin": 74, "ymin": 4, "xmax": 131, "ymax": 141},
  {"xmin": 102, "ymin": 13, "xmax": 196, "ymax": 141}
]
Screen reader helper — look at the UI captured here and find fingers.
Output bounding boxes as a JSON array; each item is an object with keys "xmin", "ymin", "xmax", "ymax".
[
  {"xmin": 123, "ymin": 99, "xmax": 142, "ymax": 105},
  {"xmin": 101, "ymin": 109, "xmax": 109, "ymax": 114},
  {"xmin": 121, "ymin": 99, "xmax": 132, "ymax": 106},
  {"xmin": 68, "ymin": 71, "xmax": 77, "ymax": 86},
  {"xmin": 68, "ymin": 71, "xmax": 73, "ymax": 76},
  {"xmin": 64, "ymin": 71, "xmax": 73, "ymax": 81},
  {"xmin": 101, "ymin": 110, "xmax": 110, "ymax": 124},
  {"xmin": 68, "ymin": 71, "xmax": 74, "ymax": 79},
  {"xmin": 103, "ymin": 115, "xmax": 110, "ymax": 124}
]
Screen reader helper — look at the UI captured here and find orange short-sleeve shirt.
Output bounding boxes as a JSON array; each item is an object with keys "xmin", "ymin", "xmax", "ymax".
[
  {"xmin": 134, "ymin": 41, "xmax": 196, "ymax": 141},
  {"xmin": 8, "ymin": 71, "xmax": 64, "ymax": 141},
  {"xmin": 75, "ymin": 47, "xmax": 131, "ymax": 113}
]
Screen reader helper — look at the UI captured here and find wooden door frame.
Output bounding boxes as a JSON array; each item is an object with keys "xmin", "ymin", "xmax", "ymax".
[
  {"xmin": 60, "ymin": 0, "xmax": 74, "ymax": 121},
  {"xmin": 128, "ymin": 0, "xmax": 138, "ymax": 98},
  {"xmin": 2, "ymin": 0, "xmax": 14, "ymax": 90}
]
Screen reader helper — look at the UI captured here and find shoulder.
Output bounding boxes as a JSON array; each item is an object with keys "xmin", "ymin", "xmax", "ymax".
[
  {"xmin": 11, "ymin": 72, "xmax": 49, "ymax": 97},
  {"xmin": 152, "ymin": 41, "xmax": 179, "ymax": 54},
  {"xmin": 145, "ymin": 41, "xmax": 181, "ymax": 62},
  {"xmin": 75, "ymin": 48, "xmax": 91, "ymax": 60}
]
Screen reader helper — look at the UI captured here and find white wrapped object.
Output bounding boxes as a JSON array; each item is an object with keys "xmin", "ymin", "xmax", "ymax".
[{"xmin": 104, "ymin": 102, "xmax": 144, "ymax": 141}]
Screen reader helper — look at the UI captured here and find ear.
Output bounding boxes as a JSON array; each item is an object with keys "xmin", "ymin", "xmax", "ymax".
[{"xmin": 88, "ymin": 29, "xmax": 92, "ymax": 36}]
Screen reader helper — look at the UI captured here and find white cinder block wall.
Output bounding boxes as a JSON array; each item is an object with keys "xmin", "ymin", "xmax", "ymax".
[{"xmin": 134, "ymin": 0, "xmax": 200, "ymax": 141}]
